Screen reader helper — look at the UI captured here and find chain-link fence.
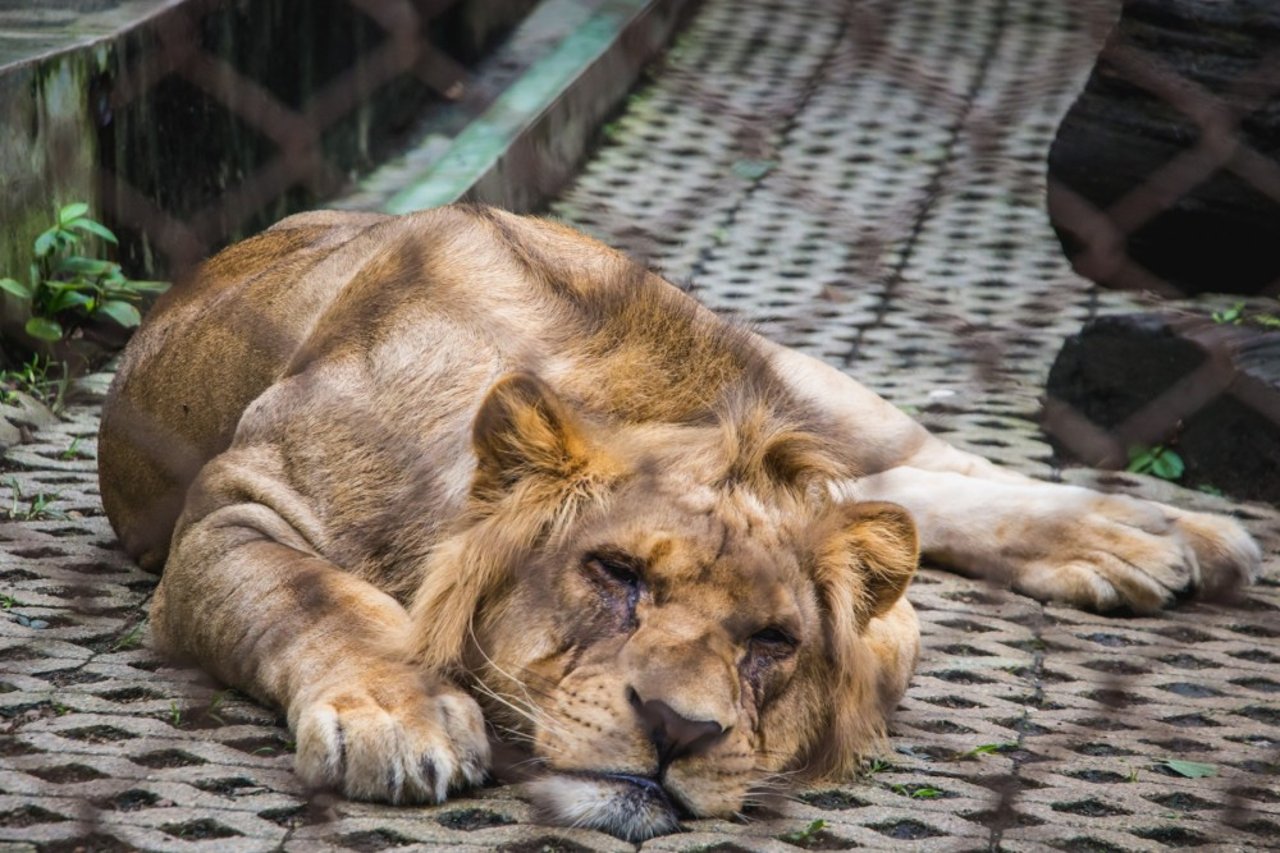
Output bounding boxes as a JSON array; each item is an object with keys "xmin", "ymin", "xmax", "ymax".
[{"xmin": 1, "ymin": 0, "xmax": 1278, "ymax": 850}]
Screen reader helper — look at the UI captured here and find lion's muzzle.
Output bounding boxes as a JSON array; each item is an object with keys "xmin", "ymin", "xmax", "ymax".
[{"xmin": 521, "ymin": 683, "xmax": 734, "ymax": 841}]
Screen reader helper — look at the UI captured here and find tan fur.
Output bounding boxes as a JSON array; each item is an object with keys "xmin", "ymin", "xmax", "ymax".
[{"xmin": 99, "ymin": 206, "xmax": 1258, "ymax": 839}]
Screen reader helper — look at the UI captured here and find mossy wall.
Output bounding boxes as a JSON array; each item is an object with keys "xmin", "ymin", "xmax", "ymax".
[
  {"xmin": 0, "ymin": 47, "xmax": 110, "ymax": 343},
  {"xmin": 1, "ymin": 0, "xmax": 533, "ymax": 339}
]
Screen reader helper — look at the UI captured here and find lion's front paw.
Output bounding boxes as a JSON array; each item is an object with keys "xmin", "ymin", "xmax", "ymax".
[
  {"xmin": 294, "ymin": 671, "xmax": 489, "ymax": 803},
  {"xmin": 1009, "ymin": 493, "xmax": 1259, "ymax": 613}
]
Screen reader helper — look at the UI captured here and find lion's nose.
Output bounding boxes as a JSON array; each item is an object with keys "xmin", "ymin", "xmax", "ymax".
[{"xmin": 627, "ymin": 686, "xmax": 726, "ymax": 766}]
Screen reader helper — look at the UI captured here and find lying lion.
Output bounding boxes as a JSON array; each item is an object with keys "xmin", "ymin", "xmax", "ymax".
[{"xmin": 99, "ymin": 205, "xmax": 1258, "ymax": 841}]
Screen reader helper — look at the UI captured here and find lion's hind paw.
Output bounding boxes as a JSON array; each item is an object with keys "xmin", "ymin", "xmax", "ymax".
[
  {"xmin": 1008, "ymin": 492, "xmax": 1259, "ymax": 614},
  {"xmin": 294, "ymin": 675, "xmax": 489, "ymax": 804},
  {"xmin": 1172, "ymin": 509, "xmax": 1261, "ymax": 599}
]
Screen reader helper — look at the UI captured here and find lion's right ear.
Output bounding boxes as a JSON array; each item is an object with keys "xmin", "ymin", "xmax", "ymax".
[
  {"xmin": 812, "ymin": 501, "xmax": 919, "ymax": 625},
  {"xmin": 471, "ymin": 373, "xmax": 597, "ymax": 500}
]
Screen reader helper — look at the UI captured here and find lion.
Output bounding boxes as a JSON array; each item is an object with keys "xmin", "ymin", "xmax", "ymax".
[{"xmin": 98, "ymin": 205, "xmax": 1259, "ymax": 841}]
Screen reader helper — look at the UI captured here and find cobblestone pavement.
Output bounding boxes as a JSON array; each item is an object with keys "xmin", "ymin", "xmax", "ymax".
[{"xmin": 3, "ymin": 0, "xmax": 1280, "ymax": 850}]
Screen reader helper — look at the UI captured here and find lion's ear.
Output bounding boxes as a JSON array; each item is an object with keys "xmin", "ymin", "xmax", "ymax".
[
  {"xmin": 472, "ymin": 373, "xmax": 595, "ymax": 499},
  {"xmin": 813, "ymin": 501, "xmax": 918, "ymax": 623}
]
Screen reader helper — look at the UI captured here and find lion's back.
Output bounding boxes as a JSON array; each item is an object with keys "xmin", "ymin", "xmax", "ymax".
[{"xmin": 98, "ymin": 205, "xmax": 775, "ymax": 574}]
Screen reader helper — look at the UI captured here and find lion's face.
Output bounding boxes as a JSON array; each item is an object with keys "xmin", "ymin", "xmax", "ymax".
[
  {"xmin": 479, "ymin": 478, "xmax": 827, "ymax": 837},
  {"xmin": 408, "ymin": 374, "xmax": 919, "ymax": 841}
]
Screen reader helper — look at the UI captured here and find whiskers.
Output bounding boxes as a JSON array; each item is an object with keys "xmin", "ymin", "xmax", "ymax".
[
  {"xmin": 464, "ymin": 623, "xmax": 569, "ymax": 740},
  {"xmin": 739, "ymin": 761, "xmax": 808, "ymax": 816},
  {"xmin": 468, "ymin": 677, "xmax": 572, "ymax": 749}
]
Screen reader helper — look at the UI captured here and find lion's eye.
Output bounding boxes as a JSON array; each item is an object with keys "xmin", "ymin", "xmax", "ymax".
[
  {"xmin": 590, "ymin": 557, "xmax": 640, "ymax": 587},
  {"xmin": 583, "ymin": 555, "xmax": 643, "ymax": 629},
  {"xmin": 742, "ymin": 625, "xmax": 799, "ymax": 699},
  {"xmin": 751, "ymin": 627, "xmax": 797, "ymax": 651}
]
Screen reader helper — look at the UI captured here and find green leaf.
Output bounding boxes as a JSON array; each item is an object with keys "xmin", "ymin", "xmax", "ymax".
[
  {"xmin": 0, "ymin": 277, "xmax": 32, "ymax": 300},
  {"xmin": 1149, "ymin": 449, "xmax": 1185, "ymax": 481},
  {"xmin": 33, "ymin": 228, "xmax": 58, "ymax": 258},
  {"xmin": 1253, "ymin": 313, "xmax": 1280, "ymax": 329},
  {"xmin": 1212, "ymin": 302, "xmax": 1244, "ymax": 324},
  {"xmin": 24, "ymin": 316, "xmax": 63, "ymax": 341},
  {"xmin": 47, "ymin": 289, "xmax": 92, "ymax": 314},
  {"xmin": 57, "ymin": 256, "xmax": 114, "ymax": 276},
  {"xmin": 125, "ymin": 279, "xmax": 171, "ymax": 294},
  {"xmin": 58, "ymin": 202, "xmax": 89, "ymax": 224},
  {"xmin": 101, "ymin": 287, "xmax": 139, "ymax": 304},
  {"xmin": 732, "ymin": 159, "xmax": 776, "ymax": 180},
  {"xmin": 97, "ymin": 299, "xmax": 142, "ymax": 328},
  {"xmin": 1162, "ymin": 759, "xmax": 1215, "ymax": 778},
  {"xmin": 780, "ymin": 819, "xmax": 827, "ymax": 843},
  {"xmin": 66, "ymin": 217, "xmax": 118, "ymax": 244},
  {"xmin": 1126, "ymin": 445, "xmax": 1155, "ymax": 474},
  {"xmin": 960, "ymin": 741, "xmax": 1016, "ymax": 759}
]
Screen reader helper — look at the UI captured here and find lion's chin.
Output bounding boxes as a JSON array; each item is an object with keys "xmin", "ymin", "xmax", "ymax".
[{"xmin": 524, "ymin": 772, "xmax": 682, "ymax": 842}]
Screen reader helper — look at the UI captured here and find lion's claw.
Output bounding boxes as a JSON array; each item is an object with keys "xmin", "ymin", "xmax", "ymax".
[{"xmin": 294, "ymin": 676, "xmax": 489, "ymax": 803}]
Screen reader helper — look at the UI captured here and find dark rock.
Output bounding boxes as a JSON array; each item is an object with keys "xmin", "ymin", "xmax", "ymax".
[
  {"xmin": 1044, "ymin": 312, "xmax": 1280, "ymax": 503},
  {"xmin": 1047, "ymin": 0, "xmax": 1280, "ymax": 296}
]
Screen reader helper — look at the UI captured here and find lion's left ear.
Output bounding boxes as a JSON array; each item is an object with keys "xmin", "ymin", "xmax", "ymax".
[
  {"xmin": 812, "ymin": 501, "xmax": 919, "ymax": 623},
  {"xmin": 471, "ymin": 372, "xmax": 599, "ymax": 501}
]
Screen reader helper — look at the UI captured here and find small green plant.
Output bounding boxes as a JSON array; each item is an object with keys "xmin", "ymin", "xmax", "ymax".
[
  {"xmin": 861, "ymin": 757, "xmax": 892, "ymax": 776},
  {"xmin": 1212, "ymin": 302, "xmax": 1245, "ymax": 325},
  {"xmin": 1, "ymin": 594, "xmax": 17, "ymax": 610},
  {"xmin": 0, "ymin": 203, "xmax": 167, "ymax": 343},
  {"xmin": 3, "ymin": 477, "xmax": 67, "ymax": 521},
  {"xmin": 958, "ymin": 741, "xmax": 1016, "ymax": 760},
  {"xmin": 780, "ymin": 819, "xmax": 827, "ymax": 844},
  {"xmin": 1212, "ymin": 300, "xmax": 1280, "ymax": 329},
  {"xmin": 58, "ymin": 437, "xmax": 92, "ymax": 460},
  {"xmin": 891, "ymin": 783, "xmax": 944, "ymax": 799},
  {"xmin": 204, "ymin": 690, "xmax": 229, "ymax": 725},
  {"xmin": 169, "ymin": 701, "xmax": 184, "ymax": 728},
  {"xmin": 111, "ymin": 620, "xmax": 146, "ymax": 651},
  {"xmin": 1127, "ymin": 443, "xmax": 1185, "ymax": 482},
  {"xmin": 1, "ymin": 354, "xmax": 71, "ymax": 412}
]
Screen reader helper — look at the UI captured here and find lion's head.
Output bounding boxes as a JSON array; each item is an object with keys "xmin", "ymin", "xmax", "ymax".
[{"xmin": 407, "ymin": 372, "xmax": 920, "ymax": 841}]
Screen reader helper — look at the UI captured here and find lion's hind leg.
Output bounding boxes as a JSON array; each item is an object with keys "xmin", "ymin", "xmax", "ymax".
[
  {"xmin": 152, "ymin": 455, "xmax": 490, "ymax": 803},
  {"xmin": 763, "ymin": 342, "xmax": 1261, "ymax": 612},
  {"xmin": 848, "ymin": 467, "xmax": 1260, "ymax": 613}
]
